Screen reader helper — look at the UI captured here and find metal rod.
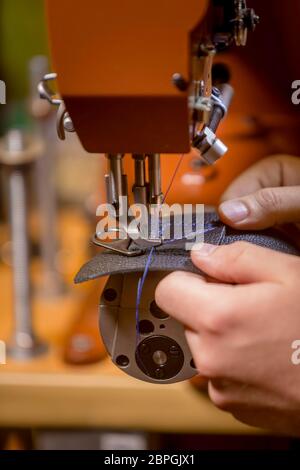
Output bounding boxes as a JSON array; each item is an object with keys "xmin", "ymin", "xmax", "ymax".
[
  {"xmin": 1, "ymin": 130, "xmax": 48, "ymax": 359},
  {"xmin": 132, "ymin": 154, "xmax": 147, "ymax": 205},
  {"xmin": 133, "ymin": 154, "xmax": 146, "ymax": 187},
  {"xmin": 148, "ymin": 153, "xmax": 162, "ymax": 204},
  {"xmin": 29, "ymin": 55, "xmax": 66, "ymax": 298},
  {"xmin": 106, "ymin": 154, "xmax": 124, "ymax": 207},
  {"xmin": 9, "ymin": 169, "xmax": 32, "ymax": 341}
]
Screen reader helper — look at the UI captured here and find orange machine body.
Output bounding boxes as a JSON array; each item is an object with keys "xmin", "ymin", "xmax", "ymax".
[
  {"xmin": 46, "ymin": 0, "xmax": 209, "ymax": 154},
  {"xmin": 45, "ymin": 1, "xmax": 300, "ymax": 208}
]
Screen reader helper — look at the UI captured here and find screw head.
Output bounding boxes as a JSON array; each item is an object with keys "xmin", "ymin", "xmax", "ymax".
[
  {"xmin": 63, "ymin": 113, "xmax": 75, "ymax": 132},
  {"xmin": 172, "ymin": 73, "xmax": 189, "ymax": 92},
  {"xmin": 169, "ymin": 345, "xmax": 180, "ymax": 357},
  {"xmin": 140, "ymin": 343, "xmax": 151, "ymax": 355},
  {"xmin": 155, "ymin": 367, "xmax": 165, "ymax": 379}
]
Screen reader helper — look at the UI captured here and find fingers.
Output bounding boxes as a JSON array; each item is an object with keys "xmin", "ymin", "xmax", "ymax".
[
  {"xmin": 185, "ymin": 329, "xmax": 232, "ymax": 379},
  {"xmin": 156, "ymin": 244, "xmax": 298, "ymax": 351},
  {"xmin": 221, "ymin": 155, "xmax": 300, "ymax": 202},
  {"xmin": 219, "ymin": 186, "xmax": 300, "ymax": 230},
  {"xmin": 155, "ymin": 271, "xmax": 237, "ymax": 332},
  {"xmin": 155, "ymin": 268, "xmax": 278, "ymax": 334},
  {"xmin": 219, "ymin": 155, "xmax": 300, "ymax": 230},
  {"xmin": 191, "ymin": 241, "xmax": 299, "ymax": 284}
]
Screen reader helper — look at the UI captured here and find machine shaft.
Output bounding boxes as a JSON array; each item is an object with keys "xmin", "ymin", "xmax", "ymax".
[
  {"xmin": 1, "ymin": 130, "xmax": 48, "ymax": 359},
  {"xmin": 148, "ymin": 153, "xmax": 163, "ymax": 205},
  {"xmin": 105, "ymin": 154, "xmax": 128, "ymax": 216},
  {"xmin": 132, "ymin": 154, "xmax": 147, "ymax": 205}
]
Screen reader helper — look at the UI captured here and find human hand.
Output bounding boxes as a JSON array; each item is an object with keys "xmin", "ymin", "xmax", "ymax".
[
  {"xmin": 219, "ymin": 155, "xmax": 300, "ymax": 230},
  {"xmin": 155, "ymin": 242, "xmax": 300, "ymax": 435}
]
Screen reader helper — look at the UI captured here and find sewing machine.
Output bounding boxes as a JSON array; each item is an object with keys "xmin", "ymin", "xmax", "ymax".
[{"xmin": 40, "ymin": 0, "xmax": 259, "ymax": 384}]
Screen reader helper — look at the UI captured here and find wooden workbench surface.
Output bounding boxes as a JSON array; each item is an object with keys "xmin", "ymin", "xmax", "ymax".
[{"xmin": 0, "ymin": 210, "xmax": 260, "ymax": 434}]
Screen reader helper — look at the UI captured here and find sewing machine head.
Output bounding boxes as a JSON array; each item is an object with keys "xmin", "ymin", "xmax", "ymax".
[{"xmin": 42, "ymin": 0, "xmax": 258, "ymax": 383}]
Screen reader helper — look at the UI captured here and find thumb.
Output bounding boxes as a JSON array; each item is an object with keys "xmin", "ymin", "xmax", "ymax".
[
  {"xmin": 218, "ymin": 186, "xmax": 300, "ymax": 230},
  {"xmin": 191, "ymin": 241, "xmax": 298, "ymax": 284}
]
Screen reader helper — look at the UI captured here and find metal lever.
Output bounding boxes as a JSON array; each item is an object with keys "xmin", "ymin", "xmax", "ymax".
[
  {"xmin": 92, "ymin": 224, "xmax": 162, "ymax": 257},
  {"xmin": 38, "ymin": 73, "xmax": 62, "ymax": 106},
  {"xmin": 38, "ymin": 73, "xmax": 75, "ymax": 140},
  {"xmin": 192, "ymin": 84, "xmax": 234, "ymax": 164},
  {"xmin": 56, "ymin": 102, "xmax": 75, "ymax": 140}
]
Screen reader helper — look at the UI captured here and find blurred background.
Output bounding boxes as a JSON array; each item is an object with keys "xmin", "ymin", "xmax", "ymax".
[{"xmin": 0, "ymin": 0, "xmax": 300, "ymax": 451}]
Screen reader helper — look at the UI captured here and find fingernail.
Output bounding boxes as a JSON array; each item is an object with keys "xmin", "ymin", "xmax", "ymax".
[
  {"xmin": 192, "ymin": 243, "xmax": 217, "ymax": 256},
  {"xmin": 219, "ymin": 200, "xmax": 249, "ymax": 223}
]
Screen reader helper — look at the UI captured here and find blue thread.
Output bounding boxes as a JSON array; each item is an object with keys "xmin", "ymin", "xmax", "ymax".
[
  {"xmin": 135, "ymin": 223, "xmax": 224, "ymax": 346},
  {"xmin": 133, "ymin": 156, "xmax": 227, "ymax": 354},
  {"xmin": 135, "ymin": 246, "xmax": 155, "ymax": 345},
  {"xmin": 161, "ymin": 222, "xmax": 219, "ymax": 244}
]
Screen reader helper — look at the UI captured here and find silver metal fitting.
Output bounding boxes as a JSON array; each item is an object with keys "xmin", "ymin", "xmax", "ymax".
[
  {"xmin": 201, "ymin": 126, "xmax": 228, "ymax": 164},
  {"xmin": 38, "ymin": 73, "xmax": 75, "ymax": 140},
  {"xmin": 100, "ymin": 272, "xmax": 196, "ymax": 384}
]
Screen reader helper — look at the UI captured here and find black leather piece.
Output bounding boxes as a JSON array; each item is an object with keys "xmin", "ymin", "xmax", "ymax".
[{"xmin": 75, "ymin": 212, "xmax": 299, "ymax": 284}]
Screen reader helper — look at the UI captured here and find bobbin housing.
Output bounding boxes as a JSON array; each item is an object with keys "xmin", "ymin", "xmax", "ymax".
[{"xmin": 100, "ymin": 272, "xmax": 196, "ymax": 384}]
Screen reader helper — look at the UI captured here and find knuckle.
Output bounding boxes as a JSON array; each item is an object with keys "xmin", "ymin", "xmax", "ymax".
[
  {"xmin": 193, "ymin": 314, "xmax": 205, "ymax": 333},
  {"xmin": 214, "ymin": 242, "xmax": 251, "ymax": 284},
  {"xmin": 196, "ymin": 351, "xmax": 222, "ymax": 379},
  {"xmin": 272, "ymin": 154, "xmax": 296, "ymax": 167},
  {"xmin": 155, "ymin": 277, "xmax": 170, "ymax": 308},
  {"xmin": 202, "ymin": 306, "xmax": 233, "ymax": 333},
  {"xmin": 154, "ymin": 282, "xmax": 164, "ymax": 306},
  {"xmin": 255, "ymin": 188, "xmax": 282, "ymax": 212},
  {"xmin": 208, "ymin": 384, "xmax": 232, "ymax": 411},
  {"xmin": 260, "ymin": 154, "xmax": 286, "ymax": 169},
  {"xmin": 229, "ymin": 241, "xmax": 250, "ymax": 257},
  {"xmin": 156, "ymin": 272, "xmax": 180, "ymax": 297},
  {"xmin": 226, "ymin": 241, "xmax": 250, "ymax": 267},
  {"xmin": 155, "ymin": 272, "xmax": 191, "ymax": 311}
]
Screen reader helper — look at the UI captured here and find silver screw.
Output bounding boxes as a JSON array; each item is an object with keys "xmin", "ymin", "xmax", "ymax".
[{"xmin": 0, "ymin": 130, "xmax": 48, "ymax": 359}]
